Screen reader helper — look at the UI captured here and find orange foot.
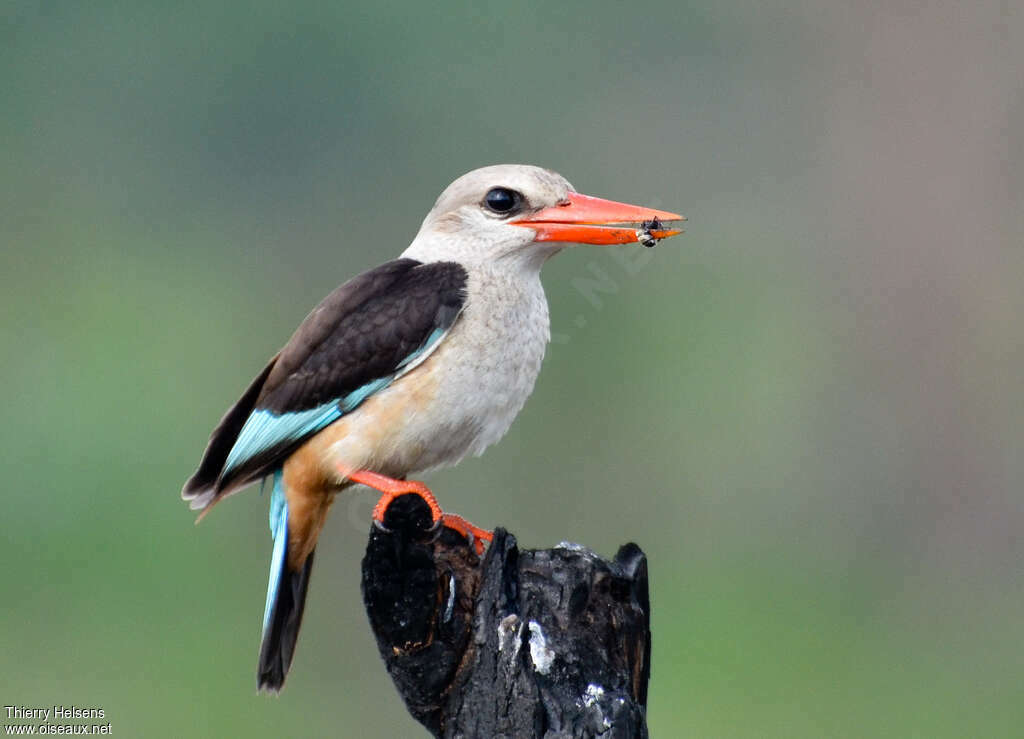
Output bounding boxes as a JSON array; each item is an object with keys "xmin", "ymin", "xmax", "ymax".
[{"xmin": 346, "ymin": 469, "xmax": 493, "ymax": 555}]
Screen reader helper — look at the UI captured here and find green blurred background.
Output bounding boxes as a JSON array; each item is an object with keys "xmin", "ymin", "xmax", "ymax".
[{"xmin": 3, "ymin": 1, "xmax": 1022, "ymax": 736}]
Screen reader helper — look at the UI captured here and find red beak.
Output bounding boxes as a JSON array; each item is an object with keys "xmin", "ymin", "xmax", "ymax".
[{"xmin": 511, "ymin": 192, "xmax": 685, "ymax": 245}]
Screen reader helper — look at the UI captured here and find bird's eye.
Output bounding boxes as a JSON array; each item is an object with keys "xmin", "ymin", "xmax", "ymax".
[{"xmin": 483, "ymin": 187, "xmax": 522, "ymax": 215}]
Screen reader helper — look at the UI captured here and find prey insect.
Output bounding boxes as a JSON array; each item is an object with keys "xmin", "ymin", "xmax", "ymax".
[{"xmin": 636, "ymin": 217, "xmax": 665, "ymax": 248}]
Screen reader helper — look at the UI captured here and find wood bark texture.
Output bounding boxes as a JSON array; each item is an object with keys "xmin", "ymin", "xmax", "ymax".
[{"xmin": 361, "ymin": 493, "xmax": 651, "ymax": 738}]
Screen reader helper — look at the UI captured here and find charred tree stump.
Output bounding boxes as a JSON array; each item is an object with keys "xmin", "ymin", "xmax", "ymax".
[{"xmin": 361, "ymin": 493, "xmax": 651, "ymax": 738}]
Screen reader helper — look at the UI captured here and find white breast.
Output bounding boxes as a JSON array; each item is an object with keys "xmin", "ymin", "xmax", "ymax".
[
  {"xmin": 425, "ymin": 264, "xmax": 551, "ymax": 464},
  {"xmin": 323, "ymin": 263, "xmax": 550, "ymax": 479}
]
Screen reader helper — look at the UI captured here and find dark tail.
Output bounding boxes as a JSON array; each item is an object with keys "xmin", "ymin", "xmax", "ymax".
[
  {"xmin": 256, "ymin": 472, "xmax": 315, "ymax": 693},
  {"xmin": 257, "ymin": 549, "xmax": 316, "ymax": 693}
]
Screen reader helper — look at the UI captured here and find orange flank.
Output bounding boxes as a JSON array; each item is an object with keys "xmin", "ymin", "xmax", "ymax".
[
  {"xmin": 298, "ymin": 351, "xmax": 445, "ymax": 476},
  {"xmin": 281, "ymin": 446, "xmax": 336, "ymax": 571}
]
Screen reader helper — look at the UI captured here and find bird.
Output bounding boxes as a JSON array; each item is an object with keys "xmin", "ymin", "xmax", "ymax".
[{"xmin": 181, "ymin": 164, "xmax": 683, "ymax": 692}]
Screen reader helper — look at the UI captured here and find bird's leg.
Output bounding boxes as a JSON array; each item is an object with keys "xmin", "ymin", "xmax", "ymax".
[
  {"xmin": 346, "ymin": 469, "xmax": 443, "ymax": 523},
  {"xmin": 434, "ymin": 513, "xmax": 494, "ymax": 556},
  {"xmin": 345, "ymin": 469, "xmax": 492, "ymax": 555}
]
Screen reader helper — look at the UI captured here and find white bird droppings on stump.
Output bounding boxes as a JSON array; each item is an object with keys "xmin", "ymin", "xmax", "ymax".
[{"xmin": 528, "ymin": 620, "xmax": 556, "ymax": 674}]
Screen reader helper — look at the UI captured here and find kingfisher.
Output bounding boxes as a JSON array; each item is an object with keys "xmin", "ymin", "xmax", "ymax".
[{"xmin": 181, "ymin": 164, "xmax": 683, "ymax": 692}]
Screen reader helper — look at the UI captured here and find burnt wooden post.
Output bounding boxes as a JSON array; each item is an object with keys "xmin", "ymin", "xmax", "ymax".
[{"xmin": 361, "ymin": 493, "xmax": 652, "ymax": 738}]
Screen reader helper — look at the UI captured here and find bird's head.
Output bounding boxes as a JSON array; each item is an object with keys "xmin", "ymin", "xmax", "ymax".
[{"xmin": 405, "ymin": 164, "xmax": 683, "ymax": 270}]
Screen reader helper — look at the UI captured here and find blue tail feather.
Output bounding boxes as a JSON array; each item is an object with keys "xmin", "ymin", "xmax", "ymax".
[
  {"xmin": 262, "ymin": 471, "xmax": 289, "ymax": 634},
  {"xmin": 256, "ymin": 471, "xmax": 316, "ymax": 692}
]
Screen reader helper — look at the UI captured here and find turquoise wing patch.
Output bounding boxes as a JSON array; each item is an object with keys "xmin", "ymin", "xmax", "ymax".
[
  {"xmin": 221, "ymin": 323, "xmax": 455, "ymax": 482},
  {"xmin": 222, "ymin": 400, "xmax": 343, "ymax": 479}
]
